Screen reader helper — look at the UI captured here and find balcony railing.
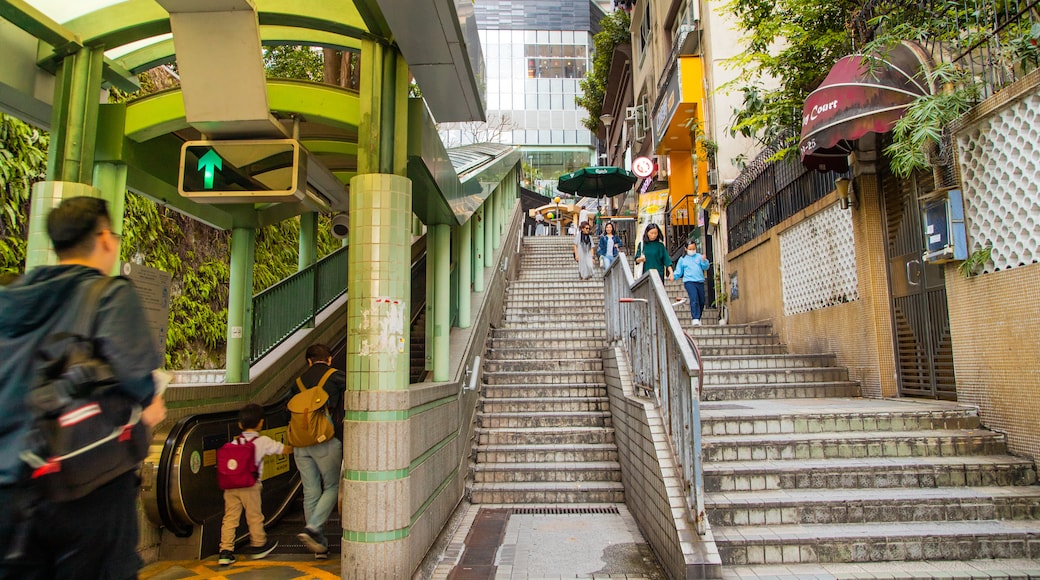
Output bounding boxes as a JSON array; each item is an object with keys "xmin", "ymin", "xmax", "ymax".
[{"xmin": 854, "ymin": 0, "xmax": 1040, "ymax": 102}]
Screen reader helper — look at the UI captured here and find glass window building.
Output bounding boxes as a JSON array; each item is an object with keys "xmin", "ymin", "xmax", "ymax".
[{"xmin": 438, "ymin": 0, "xmax": 609, "ymax": 196}]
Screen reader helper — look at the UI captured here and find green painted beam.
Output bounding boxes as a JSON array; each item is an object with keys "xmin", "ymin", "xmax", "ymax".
[
  {"xmin": 113, "ymin": 27, "xmax": 363, "ymax": 74},
  {"xmin": 0, "ymin": 0, "xmax": 80, "ymax": 54},
  {"xmin": 126, "ymin": 165, "xmax": 233, "ymax": 230},
  {"xmin": 123, "ymin": 89, "xmax": 187, "ymax": 142},
  {"xmin": 303, "ymin": 139, "xmax": 358, "ymax": 157},
  {"xmin": 332, "ymin": 171, "xmax": 358, "ymax": 183},
  {"xmin": 40, "ymin": 0, "xmax": 372, "ymax": 73},
  {"xmin": 267, "ymin": 80, "xmax": 360, "ymax": 130},
  {"xmin": 124, "ymin": 80, "xmax": 360, "ymax": 142},
  {"xmin": 101, "ymin": 57, "xmax": 140, "ymax": 93},
  {"xmin": 351, "ymin": 0, "xmax": 392, "ymax": 40}
]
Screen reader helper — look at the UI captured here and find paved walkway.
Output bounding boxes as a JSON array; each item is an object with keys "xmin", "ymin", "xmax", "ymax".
[{"xmin": 430, "ymin": 503, "xmax": 667, "ymax": 579}]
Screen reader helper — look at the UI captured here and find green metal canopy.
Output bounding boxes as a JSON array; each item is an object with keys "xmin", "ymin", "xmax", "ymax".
[{"xmin": 556, "ymin": 166, "xmax": 636, "ymax": 198}]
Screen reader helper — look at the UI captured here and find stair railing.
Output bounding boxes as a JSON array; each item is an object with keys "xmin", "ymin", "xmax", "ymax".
[
  {"xmin": 603, "ymin": 254, "xmax": 706, "ymax": 535},
  {"xmin": 251, "ymin": 245, "xmax": 349, "ymax": 363}
]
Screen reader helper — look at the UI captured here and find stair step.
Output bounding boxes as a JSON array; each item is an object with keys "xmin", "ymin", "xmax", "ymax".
[
  {"xmin": 713, "ymin": 520, "xmax": 1040, "ymax": 564},
  {"xmin": 475, "ymin": 427, "xmax": 615, "ymax": 446},
  {"xmin": 703, "ymin": 429, "xmax": 1009, "ymax": 462},
  {"xmin": 691, "ymin": 335, "xmax": 781, "ymax": 346},
  {"xmin": 700, "ymin": 354, "xmax": 837, "ymax": 370},
  {"xmin": 697, "ymin": 345, "xmax": 788, "ymax": 356},
  {"xmin": 482, "ymin": 383, "xmax": 609, "ymax": 399},
  {"xmin": 481, "ymin": 397, "xmax": 610, "ymax": 413},
  {"xmin": 706, "ymin": 486, "xmax": 1040, "ymax": 525},
  {"xmin": 476, "ymin": 442, "xmax": 619, "ymax": 463},
  {"xmin": 491, "ymin": 328, "xmax": 606, "ymax": 340},
  {"xmin": 701, "ymin": 401, "xmax": 981, "ymax": 435},
  {"xmin": 704, "ymin": 455, "xmax": 1038, "ymax": 492},
  {"xmin": 472, "ymin": 461, "xmax": 622, "ymax": 483},
  {"xmin": 702, "ymin": 367, "xmax": 850, "ymax": 385},
  {"xmin": 489, "ymin": 337, "xmax": 605, "ymax": 350},
  {"xmin": 477, "ymin": 410, "xmax": 612, "ymax": 428},
  {"xmin": 484, "ymin": 370, "xmax": 605, "ymax": 385},
  {"xmin": 702, "ymin": 381, "xmax": 862, "ymax": 400},
  {"xmin": 485, "ymin": 347, "xmax": 603, "ymax": 360},
  {"xmin": 469, "ymin": 481, "xmax": 625, "ymax": 504},
  {"xmin": 484, "ymin": 358, "xmax": 603, "ymax": 373}
]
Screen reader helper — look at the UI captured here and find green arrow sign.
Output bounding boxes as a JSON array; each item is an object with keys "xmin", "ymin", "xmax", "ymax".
[{"xmin": 197, "ymin": 149, "xmax": 223, "ymax": 190}]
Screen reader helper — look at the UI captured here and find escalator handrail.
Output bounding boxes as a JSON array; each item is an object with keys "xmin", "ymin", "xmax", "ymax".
[{"xmin": 155, "ymin": 240, "xmax": 427, "ymax": 535}]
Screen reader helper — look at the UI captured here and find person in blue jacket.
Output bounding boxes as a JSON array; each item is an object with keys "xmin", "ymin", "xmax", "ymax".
[
  {"xmin": 673, "ymin": 240, "xmax": 711, "ymax": 326},
  {"xmin": 597, "ymin": 222, "xmax": 622, "ymax": 271}
]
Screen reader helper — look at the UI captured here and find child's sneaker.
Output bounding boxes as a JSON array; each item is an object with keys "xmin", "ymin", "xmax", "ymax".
[
  {"xmin": 218, "ymin": 551, "xmax": 236, "ymax": 566},
  {"xmin": 314, "ymin": 550, "xmax": 329, "ymax": 560},
  {"xmin": 247, "ymin": 539, "xmax": 279, "ymax": 560}
]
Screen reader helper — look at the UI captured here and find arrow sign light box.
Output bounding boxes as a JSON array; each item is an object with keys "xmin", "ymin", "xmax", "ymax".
[{"xmin": 178, "ymin": 139, "xmax": 305, "ymax": 203}]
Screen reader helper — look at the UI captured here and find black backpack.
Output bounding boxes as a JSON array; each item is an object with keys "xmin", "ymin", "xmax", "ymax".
[{"xmin": 19, "ymin": 276, "xmax": 150, "ymax": 503}]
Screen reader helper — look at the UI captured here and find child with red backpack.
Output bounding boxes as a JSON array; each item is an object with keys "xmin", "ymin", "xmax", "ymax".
[{"xmin": 216, "ymin": 403, "xmax": 292, "ymax": 566}]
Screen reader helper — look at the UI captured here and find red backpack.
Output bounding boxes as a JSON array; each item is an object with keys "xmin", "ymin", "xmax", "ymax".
[{"xmin": 216, "ymin": 436, "xmax": 258, "ymax": 490}]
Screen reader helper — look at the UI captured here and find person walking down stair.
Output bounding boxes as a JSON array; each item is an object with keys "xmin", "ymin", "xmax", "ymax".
[
  {"xmin": 288, "ymin": 344, "xmax": 345, "ymax": 559},
  {"xmin": 673, "ymin": 240, "xmax": 711, "ymax": 326},
  {"xmin": 597, "ymin": 221, "xmax": 621, "ymax": 271},
  {"xmin": 634, "ymin": 223, "xmax": 672, "ymax": 280},
  {"xmin": 574, "ymin": 221, "xmax": 596, "ymax": 280}
]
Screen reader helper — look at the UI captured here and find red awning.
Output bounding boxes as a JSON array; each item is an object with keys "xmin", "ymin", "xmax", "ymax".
[{"xmin": 800, "ymin": 42, "xmax": 933, "ymax": 172}]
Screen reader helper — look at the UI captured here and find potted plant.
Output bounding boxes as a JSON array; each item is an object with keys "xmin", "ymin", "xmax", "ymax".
[{"xmin": 714, "ymin": 270, "xmax": 729, "ymax": 325}]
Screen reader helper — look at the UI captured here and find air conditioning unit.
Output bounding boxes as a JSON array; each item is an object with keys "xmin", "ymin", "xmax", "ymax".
[{"xmin": 707, "ymin": 169, "xmax": 718, "ymax": 187}]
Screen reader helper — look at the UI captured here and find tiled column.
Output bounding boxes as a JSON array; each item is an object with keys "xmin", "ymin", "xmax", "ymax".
[
  {"xmin": 342, "ymin": 173, "xmax": 413, "ymax": 576},
  {"xmin": 473, "ymin": 206, "xmax": 486, "ymax": 292},
  {"xmin": 458, "ymin": 217, "xmax": 472, "ymax": 328},
  {"xmin": 483, "ymin": 197, "xmax": 494, "ymax": 267}
]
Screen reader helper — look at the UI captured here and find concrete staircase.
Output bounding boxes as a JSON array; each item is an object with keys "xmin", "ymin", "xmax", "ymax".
[
  {"xmin": 662, "ymin": 281, "xmax": 1040, "ymax": 576},
  {"xmin": 469, "ymin": 235, "xmax": 625, "ymax": 504}
]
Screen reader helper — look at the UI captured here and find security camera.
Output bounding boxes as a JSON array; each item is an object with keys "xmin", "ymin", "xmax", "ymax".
[{"xmin": 331, "ymin": 213, "xmax": 350, "ymax": 239}]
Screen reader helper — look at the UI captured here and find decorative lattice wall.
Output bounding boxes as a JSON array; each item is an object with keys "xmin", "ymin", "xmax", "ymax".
[
  {"xmin": 956, "ymin": 93, "xmax": 1040, "ymax": 273},
  {"xmin": 779, "ymin": 203, "xmax": 859, "ymax": 315}
]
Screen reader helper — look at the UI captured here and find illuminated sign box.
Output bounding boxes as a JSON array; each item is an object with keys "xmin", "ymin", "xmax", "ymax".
[{"xmin": 178, "ymin": 139, "xmax": 305, "ymax": 203}]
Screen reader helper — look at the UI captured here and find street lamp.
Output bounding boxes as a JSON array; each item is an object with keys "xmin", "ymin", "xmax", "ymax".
[
  {"xmin": 600, "ymin": 114, "xmax": 614, "ymax": 166},
  {"xmin": 553, "ymin": 196, "xmax": 562, "ymax": 236}
]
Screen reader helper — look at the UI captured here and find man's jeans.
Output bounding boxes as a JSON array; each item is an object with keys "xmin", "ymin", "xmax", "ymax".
[{"xmin": 295, "ymin": 438, "xmax": 342, "ymax": 535}]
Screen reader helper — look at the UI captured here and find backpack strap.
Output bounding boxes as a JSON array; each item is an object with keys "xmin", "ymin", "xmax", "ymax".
[
  {"xmin": 72, "ymin": 277, "xmax": 119, "ymax": 337},
  {"xmin": 314, "ymin": 368, "xmax": 337, "ymax": 390},
  {"xmin": 296, "ymin": 367, "xmax": 338, "ymax": 393}
]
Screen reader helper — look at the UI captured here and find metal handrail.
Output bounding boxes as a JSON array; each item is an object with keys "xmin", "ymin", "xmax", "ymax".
[
  {"xmin": 250, "ymin": 245, "xmax": 349, "ymax": 363},
  {"xmin": 604, "ymin": 252, "xmax": 706, "ymax": 534}
]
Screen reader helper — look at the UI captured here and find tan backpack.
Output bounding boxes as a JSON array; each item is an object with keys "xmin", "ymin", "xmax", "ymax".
[{"xmin": 286, "ymin": 368, "xmax": 337, "ymax": 447}]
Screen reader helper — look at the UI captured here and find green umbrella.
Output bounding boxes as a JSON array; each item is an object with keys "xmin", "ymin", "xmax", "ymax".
[{"xmin": 556, "ymin": 166, "xmax": 637, "ymax": 198}]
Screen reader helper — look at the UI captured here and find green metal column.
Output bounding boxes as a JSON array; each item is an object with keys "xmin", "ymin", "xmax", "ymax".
[
  {"xmin": 342, "ymin": 39, "xmax": 415, "ymax": 577},
  {"xmin": 226, "ymin": 227, "xmax": 256, "ymax": 383},
  {"xmin": 492, "ymin": 188, "xmax": 501, "ymax": 250},
  {"xmin": 473, "ymin": 207, "xmax": 486, "ymax": 292},
  {"xmin": 429, "ymin": 224, "xmax": 450, "ymax": 380},
  {"xmin": 25, "ymin": 46, "xmax": 105, "ymax": 270},
  {"xmin": 299, "ymin": 212, "xmax": 318, "ymax": 271},
  {"xmin": 458, "ymin": 217, "xmax": 472, "ymax": 328},
  {"xmin": 485, "ymin": 192, "xmax": 496, "ymax": 259},
  {"xmin": 92, "ymin": 162, "xmax": 128, "ymax": 275}
]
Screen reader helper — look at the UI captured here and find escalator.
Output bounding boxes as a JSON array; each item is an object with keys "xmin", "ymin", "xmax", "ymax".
[{"xmin": 145, "ymin": 239, "xmax": 427, "ymax": 559}]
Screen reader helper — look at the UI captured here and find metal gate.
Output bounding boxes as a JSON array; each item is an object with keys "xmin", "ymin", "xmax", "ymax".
[{"xmin": 881, "ymin": 167, "xmax": 957, "ymax": 399}]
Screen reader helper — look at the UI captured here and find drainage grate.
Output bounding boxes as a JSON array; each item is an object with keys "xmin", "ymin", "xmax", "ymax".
[{"xmin": 509, "ymin": 505, "xmax": 620, "ymax": 515}]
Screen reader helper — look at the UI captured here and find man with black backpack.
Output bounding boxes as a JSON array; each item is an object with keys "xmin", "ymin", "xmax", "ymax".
[
  {"xmin": 286, "ymin": 343, "xmax": 345, "ymax": 558},
  {"xmin": 0, "ymin": 197, "xmax": 166, "ymax": 580}
]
